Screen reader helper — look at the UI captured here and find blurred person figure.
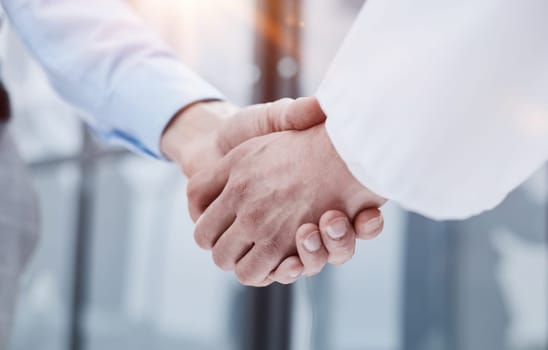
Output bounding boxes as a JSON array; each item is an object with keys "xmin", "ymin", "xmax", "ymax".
[{"xmin": 0, "ymin": 70, "xmax": 39, "ymax": 346}]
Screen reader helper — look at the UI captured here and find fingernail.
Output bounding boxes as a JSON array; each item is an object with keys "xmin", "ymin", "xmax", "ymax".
[
  {"xmin": 326, "ymin": 219, "xmax": 348, "ymax": 240},
  {"xmin": 303, "ymin": 232, "xmax": 322, "ymax": 252},
  {"xmin": 363, "ymin": 216, "xmax": 383, "ymax": 234}
]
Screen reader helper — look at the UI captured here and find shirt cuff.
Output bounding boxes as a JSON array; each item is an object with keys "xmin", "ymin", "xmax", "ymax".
[
  {"xmin": 319, "ymin": 91, "xmax": 508, "ymax": 221},
  {"xmin": 96, "ymin": 57, "xmax": 225, "ymax": 160}
]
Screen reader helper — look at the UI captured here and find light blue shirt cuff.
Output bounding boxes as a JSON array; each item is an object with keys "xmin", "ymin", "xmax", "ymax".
[{"xmin": 94, "ymin": 61, "xmax": 225, "ymax": 160}]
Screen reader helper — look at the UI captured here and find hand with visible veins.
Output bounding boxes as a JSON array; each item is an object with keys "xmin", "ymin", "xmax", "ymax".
[
  {"xmin": 162, "ymin": 98, "xmax": 385, "ymax": 286},
  {"xmin": 185, "ymin": 99, "xmax": 386, "ymax": 286},
  {"xmin": 217, "ymin": 99, "xmax": 385, "ymax": 284}
]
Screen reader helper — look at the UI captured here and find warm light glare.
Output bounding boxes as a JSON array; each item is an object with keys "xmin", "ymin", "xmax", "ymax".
[
  {"xmin": 130, "ymin": 0, "xmax": 304, "ymax": 49},
  {"xmin": 129, "ymin": 0, "xmax": 254, "ymax": 60}
]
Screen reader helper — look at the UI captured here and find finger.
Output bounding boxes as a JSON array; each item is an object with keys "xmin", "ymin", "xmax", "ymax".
[
  {"xmin": 269, "ymin": 256, "xmax": 304, "ymax": 285},
  {"xmin": 283, "ymin": 97, "xmax": 327, "ymax": 130},
  {"xmin": 193, "ymin": 191, "xmax": 236, "ymax": 250},
  {"xmin": 253, "ymin": 277, "xmax": 274, "ymax": 288},
  {"xmin": 235, "ymin": 241, "xmax": 285, "ymax": 286},
  {"xmin": 295, "ymin": 223, "xmax": 329, "ymax": 277},
  {"xmin": 318, "ymin": 211, "xmax": 357, "ymax": 266},
  {"xmin": 353, "ymin": 208, "xmax": 384, "ymax": 240},
  {"xmin": 216, "ymin": 97, "xmax": 327, "ymax": 154},
  {"xmin": 187, "ymin": 163, "xmax": 230, "ymax": 222},
  {"xmin": 217, "ymin": 99, "xmax": 293, "ymax": 153},
  {"xmin": 211, "ymin": 222, "xmax": 254, "ymax": 271}
]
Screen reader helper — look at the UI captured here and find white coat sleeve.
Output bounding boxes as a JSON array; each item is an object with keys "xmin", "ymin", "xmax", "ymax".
[
  {"xmin": 317, "ymin": 0, "xmax": 548, "ymax": 220},
  {"xmin": 1, "ymin": 0, "xmax": 224, "ymax": 158}
]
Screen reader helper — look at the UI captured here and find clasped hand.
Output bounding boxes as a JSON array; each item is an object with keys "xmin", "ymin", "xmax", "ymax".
[{"xmin": 164, "ymin": 98, "xmax": 386, "ymax": 286}]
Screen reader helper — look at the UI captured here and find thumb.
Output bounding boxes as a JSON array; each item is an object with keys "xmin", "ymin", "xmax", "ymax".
[
  {"xmin": 283, "ymin": 96, "xmax": 327, "ymax": 130},
  {"xmin": 217, "ymin": 97, "xmax": 326, "ymax": 154}
]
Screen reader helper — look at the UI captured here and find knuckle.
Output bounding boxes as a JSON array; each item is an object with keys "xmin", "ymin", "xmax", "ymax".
[
  {"xmin": 266, "ymin": 99, "xmax": 292, "ymax": 130},
  {"xmin": 255, "ymin": 107, "xmax": 273, "ymax": 134},
  {"xmin": 235, "ymin": 266, "xmax": 254, "ymax": 286},
  {"xmin": 229, "ymin": 177, "xmax": 249, "ymax": 198},
  {"xmin": 212, "ymin": 249, "xmax": 234, "ymax": 271},
  {"xmin": 241, "ymin": 206, "xmax": 267, "ymax": 227},
  {"xmin": 193, "ymin": 227, "xmax": 213, "ymax": 250},
  {"xmin": 257, "ymin": 239, "xmax": 282, "ymax": 257},
  {"xmin": 275, "ymin": 98, "xmax": 294, "ymax": 112},
  {"xmin": 215, "ymin": 128, "xmax": 232, "ymax": 155},
  {"xmin": 186, "ymin": 177, "xmax": 201, "ymax": 204}
]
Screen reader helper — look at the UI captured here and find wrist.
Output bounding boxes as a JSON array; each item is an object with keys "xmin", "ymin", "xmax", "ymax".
[{"xmin": 161, "ymin": 100, "xmax": 239, "ymax": 175}]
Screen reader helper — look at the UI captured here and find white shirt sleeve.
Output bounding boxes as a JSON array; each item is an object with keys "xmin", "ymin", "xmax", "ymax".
[
  {"xmin": 1, "ymin": 0, "xmax": 224, "ymax": 158},
  {"xmin": 317, "ymin": 0, "xmax": 548, "ymax": 220}
]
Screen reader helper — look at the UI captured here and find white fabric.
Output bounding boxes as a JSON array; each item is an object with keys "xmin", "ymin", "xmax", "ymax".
[
  {"xmin": 0, "ymin": 0, "xmax": 224, "ymax": 157},
  {"xmin": 317, "ymin": 0, "xmax": 548, "ymax": 220}
]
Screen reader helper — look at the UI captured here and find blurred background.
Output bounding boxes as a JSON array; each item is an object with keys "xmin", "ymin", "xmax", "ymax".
[{"xmin": 1, "ymin": 0, "xmax": 546, "ymax": 349}]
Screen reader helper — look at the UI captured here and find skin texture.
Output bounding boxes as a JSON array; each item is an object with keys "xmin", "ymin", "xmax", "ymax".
[
  {"xmin": 187, "ymin": 122, "xmax": 386, "ymax": 286},
  {"xmin": 269, "ymin": 207, "xmax": 384, "ymax": 284},
  {"xmin": 162, "ymin": 98, "xmax": 385, "ymax": 286}
]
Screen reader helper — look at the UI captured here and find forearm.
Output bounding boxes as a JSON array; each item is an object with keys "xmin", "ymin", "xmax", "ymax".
[
  {"xmin": 2, "ymin": 0, "xmax": 223, "ymax": 157},
  {"xmin": 317, "ymin": 0, "xmax": 548, "ymax": 220}
]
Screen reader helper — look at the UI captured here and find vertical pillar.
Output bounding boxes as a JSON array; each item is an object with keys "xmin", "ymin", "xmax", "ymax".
[{"xmin": 245, "ymin": 2, "xmax": 302, "ymax": 350}]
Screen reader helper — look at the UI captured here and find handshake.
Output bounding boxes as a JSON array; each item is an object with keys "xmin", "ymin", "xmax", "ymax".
[{"xmin": 161, "ymin": 97, "xmax": 386, "ymax": 287}]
